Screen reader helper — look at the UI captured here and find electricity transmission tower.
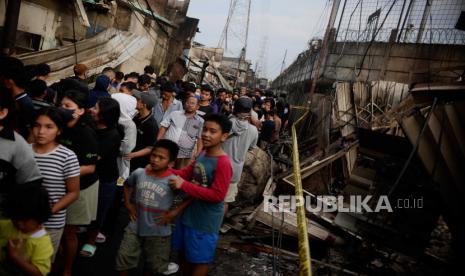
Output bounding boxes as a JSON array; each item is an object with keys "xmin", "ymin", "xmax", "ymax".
[
  {"xmin": 254, "ymin": 0, "xmax": 271, "ymax": 80},
  {"xmin": 218, "ymin": 0, "xmax": 252, "ymax": 59},
  {"xmin": 255, "ymin": 35, "xmax": 269, "ymax": 78},
  {"xmin": 218, "ymin": 0, "xmax": 252, "ymax": 87},
  {"xmin": 280, "ymin": 49, "xmax": 287, "ymax": 74}
]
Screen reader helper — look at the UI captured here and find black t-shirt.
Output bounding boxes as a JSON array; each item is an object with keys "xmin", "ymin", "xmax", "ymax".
[
  {"xmin": 96, "ymin": 127, "xmax": 121, "ymax": 182},
  {"xmin": 14, "ymin": 92, "xmax": 35, "ymax": 139},
  {"xmin": 131, "ymin": 112, "xmax": 158, "ymax": 172},
  {"xmin": 198, "ymin": 105, "xmax": 214, "ymax": 117},
  {"xmin": 260, "ymin": 120, "xmax": 275, "ymax": 142},
  {"xmin": 59, "ymin": 120, "xmax": 98, "ymax": 190}
]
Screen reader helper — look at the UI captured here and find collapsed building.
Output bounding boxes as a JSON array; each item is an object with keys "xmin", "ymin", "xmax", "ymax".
[
  {"xmin": 0, "ymin": 0, "xmax": 199, "ymax": 82},
  {"xmin": 186, "ymin": 41, "xmax": 258, "ymax": 90}
]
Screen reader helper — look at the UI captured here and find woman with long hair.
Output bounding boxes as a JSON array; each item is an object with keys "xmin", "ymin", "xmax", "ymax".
[{"xmin": 80, "ymin": 97, "xmax": 122, "ymax": 257}]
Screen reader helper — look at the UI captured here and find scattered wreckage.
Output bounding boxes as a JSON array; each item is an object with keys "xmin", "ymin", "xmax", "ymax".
[{"xmin": 221, "ymin": 81, "xmax": 463, "ymax": 274}]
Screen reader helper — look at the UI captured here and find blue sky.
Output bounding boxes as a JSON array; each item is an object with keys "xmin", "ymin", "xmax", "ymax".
[{"xmin": 187, "ymin": 0, "xmax": 329, "ymax": 80}]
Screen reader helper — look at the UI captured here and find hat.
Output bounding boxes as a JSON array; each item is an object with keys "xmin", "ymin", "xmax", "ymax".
[
  {"xmin": 133, "ymin": 90, "xmax": 157, "ymax": 109},
  {"xmin": 234, "ymin": 96, "xmax": 253, "ymax": 114}
]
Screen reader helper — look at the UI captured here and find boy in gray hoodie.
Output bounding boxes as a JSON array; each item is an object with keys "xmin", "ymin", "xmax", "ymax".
[{"xmin": 222, "ymin": 97, "xmax": 258, "ymax": 213}]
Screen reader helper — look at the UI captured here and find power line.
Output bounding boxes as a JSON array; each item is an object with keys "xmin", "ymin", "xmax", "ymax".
[{"xmin": 356, "ymin": 0, "xmax": 399, "ymax": 77}]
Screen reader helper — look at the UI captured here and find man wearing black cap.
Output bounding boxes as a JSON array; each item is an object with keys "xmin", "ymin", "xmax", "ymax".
[
  {"xmin": 221, "ymin": 97, "xmax": 258, "ymax": 217},
  {"xmin": 125, "ymin": 91, "xmax": 159, "ymax": 171},
  {"xmin": 152, "ymin": 82, "xmax": 183, "ymax": 126}
]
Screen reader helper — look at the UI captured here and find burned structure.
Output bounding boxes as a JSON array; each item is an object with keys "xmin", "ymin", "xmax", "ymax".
[
  {"xmin": 0, "ymin": 0, "xmax": 199, "ymax": 81},
  {"xmin": 247, "ymin": 0, "xmax": 465, "ymax": 273}
]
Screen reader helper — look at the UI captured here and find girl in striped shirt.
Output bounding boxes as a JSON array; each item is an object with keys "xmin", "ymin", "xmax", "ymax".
[{"xmin": 31, "ymin": 107, "xmax": 80, "ymax": 261}]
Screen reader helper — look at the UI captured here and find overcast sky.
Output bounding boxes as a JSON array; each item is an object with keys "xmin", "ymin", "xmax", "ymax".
[{"xmin": 187, "ymin": 0, "xmax": 329, "ymax": 80}]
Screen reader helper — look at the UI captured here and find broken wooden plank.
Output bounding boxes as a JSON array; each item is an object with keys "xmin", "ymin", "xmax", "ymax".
[
  {"xmin": 282, "ymin": 141, "xmax": 358, "ymax": 186},
  {"xmin": 18, "ymin": 28, "xmax": 117, "ymax": 65},
  {"xmin": 253, "ymin": 202, "xmax": 345, "ymax": 246}
]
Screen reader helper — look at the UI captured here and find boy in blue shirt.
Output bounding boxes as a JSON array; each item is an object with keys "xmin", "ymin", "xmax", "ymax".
[
  {"xmin": 169, "ymin": 113, "xmax": 233, "ymax": 276},
  {"xmin": 115, "ymin": 139, "xmax": 181, "ymax": 275}
]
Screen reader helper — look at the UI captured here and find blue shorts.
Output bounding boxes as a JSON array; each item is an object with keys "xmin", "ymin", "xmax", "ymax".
[{"xmin": 171, "ymin": 220, "xmax": 219, "ymax": 264}]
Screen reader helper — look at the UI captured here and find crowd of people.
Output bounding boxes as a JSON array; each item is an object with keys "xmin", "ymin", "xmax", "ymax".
[{"xmin": 0, "ymin": 56, "xmax": 290, "ymax": 276}]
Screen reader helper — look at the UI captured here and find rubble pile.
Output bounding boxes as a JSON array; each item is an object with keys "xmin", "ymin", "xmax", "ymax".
[{"xmin": 222, "ymin": 83, "xmax": 463, "ymax": 274}]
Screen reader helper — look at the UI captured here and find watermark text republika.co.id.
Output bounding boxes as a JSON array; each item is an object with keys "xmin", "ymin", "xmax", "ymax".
[{"xmin": 263, "ymin": 195, "xmax": 424, "ymax": 213}]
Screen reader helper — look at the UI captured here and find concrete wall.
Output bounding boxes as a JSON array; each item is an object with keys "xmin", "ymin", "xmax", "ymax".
[
  {"xmin": 116, "ymin": 8, "xmax": 170, "ymax": 75},
  {"xmin": 150, "ymin": 0, "xmax": 169, "ymax": 15},
  {"xmin": 273, "ymin": 33, "xmax": 465, "ymax": 94},
  {"xmin": 323, "ymin": 41, "xmax": 465, "ymax": 84},
  {"xmin": 114, "ymin": 5, "xmax": 132, "ymax": 31},
  {"xmin": 85, "ymin": 3, "xmax": 117, "ymax": 38},
  {"xmin": 118, "ymin": 12, "xmax": 158, "ymax": 74}
]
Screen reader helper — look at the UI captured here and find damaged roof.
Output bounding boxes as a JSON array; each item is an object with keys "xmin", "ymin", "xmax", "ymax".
[{"xmin": 121, "ymin": 0, "xmax": 177, "ymax": 28}]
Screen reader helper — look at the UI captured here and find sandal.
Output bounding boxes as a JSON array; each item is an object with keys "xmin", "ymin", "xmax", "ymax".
[{"xmin": 80, "ymin": 244, "xmax": 97, "ymax": 257}]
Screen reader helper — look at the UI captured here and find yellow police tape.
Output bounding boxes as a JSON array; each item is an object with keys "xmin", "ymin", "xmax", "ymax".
[{"xmin": 291, "ymin": 107, "xmax": 312, "ymax": 276}]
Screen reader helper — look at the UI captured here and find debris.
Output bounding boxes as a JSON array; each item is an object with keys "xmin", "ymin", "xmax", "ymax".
[
  {"xmin": 235, "ymin": 148, "xmax": 272, "ymax": 206},
  {"xmin": 252, "ymin": 201, "xmax": 344, "ymax": 246}
]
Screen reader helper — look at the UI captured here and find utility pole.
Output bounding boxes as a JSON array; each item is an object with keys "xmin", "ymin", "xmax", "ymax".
[
  {"xmin": 218, "ymin": 0, "xmax": 237, "ymax": 51},
  {"xmin": 243, "ymin": 0, "xmax": 251, "ymax": 59},
  {"xmin": 280, "ymin": 49, "xmax": 287, "ymax": 74},
  {"xmin": 218, "ymin": 0, "xmax": 251, "ymax": 88},
  {"xmin": 1, "ymin": 0, "xmax": 22, "ymax": 55},
  {"xmin": 235, "ymin": 47, "xmax": 246, "ymax": 88},
  {"xmin": 239, "ymin": 0, "xmax": 251, "ymax": 88},
  {"xmin": 255, "ymin": 35, "xmax": 269, "ymax": 79},
  {"xmin": 309, "ymin": 0, "xmax": 341, "ymax": 99},
  {"xmin": 416, "ymin": 0, "xmax": 433, "ymax": 43},
  {"xmin": 397, "ymin": 0, "xmax": 415, "ymax": 42},
  {"xmin": 199, "ymin": 60, "xmax": 210, "ymax": 85}
]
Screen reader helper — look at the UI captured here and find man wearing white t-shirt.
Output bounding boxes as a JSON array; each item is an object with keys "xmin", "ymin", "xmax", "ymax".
[
  {"xmin": 157, "ymin": 96, "xmax": 203, "ymax": 169},
  {"xmin": 111, "ymin": 82, "xmax": 137, "ymax": 119},
  {"xmin": 111, "ymin": 82, "xmax": 138, "ymax": 184}
]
